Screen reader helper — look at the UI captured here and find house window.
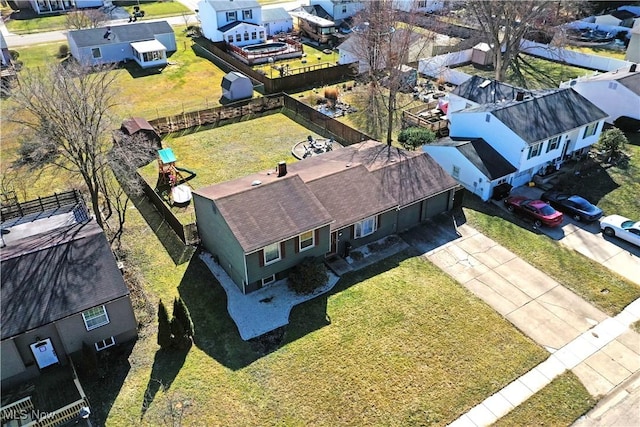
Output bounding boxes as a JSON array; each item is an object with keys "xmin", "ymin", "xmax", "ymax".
[
  {"xmin": 355, "ymin": 216, "xmax": 377, "ymax": 239},
  {"xmin": 243, "ymin": 9, "xmax": 252, "ymax": 20},
  {"xmin": 82, "ymin": 306, "xmax": 110, "ymax": 331},
  {"xmin": 227, "ymin": 35, "xmax": 234, "ymax": 43},
  {"xmin": 262, "ymin": 275, "xmax": 276, "ymax": 286},
  {"xmin": 608, "ymin": 82, "xmax": 618, "ymax": 90},
  {"xmin": 418, "ymin": 0, "xmax": 427, "ymax": 7},
  {"xmin": 226, "ymin": 11, "xmax": 237, "ymax": 22},
  {"xmin": 236, "ymin": 34, "xmax": 242, "ymax": 42},
  {"xmin": 341, "ymin": 5, "xmax": 347, "ymax": 14},
  {"xmin": 527, "ymin": 142, "xmax": 542, "ymax": 159},
  {"xmin": 91, "ymin": 48, "xmax": 101, "ymax": 59},
  {"xmin": 95, "ymin": 336, "xmax": 115, "ymax": 352},
  {"xmin": 244, "ymin": 31, "xmax": 249, "ymax": 41},
  {"xmin": 546, "ymin": 136, "xmax": 560, "ymax": 153},
  {"xmin": 485, "ymin": 114, "xmax": 491, "ymax": 122},
  {"xmin": 452, "ymin": 165, "xmax": 460, "ymax": 178},
  {"xmin": 251, "ymin": 31, "xmax": 257, "ymax": 40},
  {"xmin": 264, "ymin": 242, "xmax": 281, "ymax": 265},
  {"xmin": 299, "ymin": 230, "xmax": 315, "ymax": 251},
  {"xmin": 583, "ymin": 122, "xmax": 598, "ymax": 139},
  {"xmin": 259, "ymin": 31, "xmax": 265, "ymax": 39}
]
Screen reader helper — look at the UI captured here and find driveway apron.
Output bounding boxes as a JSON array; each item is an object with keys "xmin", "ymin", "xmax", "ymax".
[{"xmin": 403, "ymin": 220, "xmax": 640, "ymax": 426}]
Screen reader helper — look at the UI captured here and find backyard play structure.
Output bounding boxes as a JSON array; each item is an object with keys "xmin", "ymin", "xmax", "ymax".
[{"xmin": 156, "ymin": 148, "xmax": 196, "ymax": 206}]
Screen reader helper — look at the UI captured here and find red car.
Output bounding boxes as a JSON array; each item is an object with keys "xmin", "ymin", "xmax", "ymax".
[{"xmin": 504, "ymin": 196, "xmax": 564, "ymax": 227}]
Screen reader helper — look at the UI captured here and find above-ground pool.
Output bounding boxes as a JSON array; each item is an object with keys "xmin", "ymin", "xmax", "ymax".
[{"xmin": 242, "ymin": 42, "xmax": 288, "ymax": 54}]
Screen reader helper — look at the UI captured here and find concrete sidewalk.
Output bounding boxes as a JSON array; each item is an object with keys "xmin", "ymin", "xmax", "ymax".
[{"xmin": 403, "ymin": 220, "xmax": 640, "ymax": 426}]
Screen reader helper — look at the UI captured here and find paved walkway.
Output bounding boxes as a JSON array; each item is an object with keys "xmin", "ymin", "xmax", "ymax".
[{"xmin": 403, "ymin": 221, "xmax": 640, "ymax": 426}]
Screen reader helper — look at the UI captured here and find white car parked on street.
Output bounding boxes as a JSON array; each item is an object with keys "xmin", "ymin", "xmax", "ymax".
[{"xmin": 600, "ymin": 215, "xmax": 640, "ymax": 247}]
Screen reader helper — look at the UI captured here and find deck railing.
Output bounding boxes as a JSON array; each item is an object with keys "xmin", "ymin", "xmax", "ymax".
[{"xmin": 0, "ymin": 189, "xmax": 86, "ymax": 223}]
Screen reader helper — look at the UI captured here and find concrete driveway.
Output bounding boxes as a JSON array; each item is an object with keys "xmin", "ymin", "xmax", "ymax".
[{"xmin": 506, "ymin": 186, "xmax": 640, "ymax": 285}]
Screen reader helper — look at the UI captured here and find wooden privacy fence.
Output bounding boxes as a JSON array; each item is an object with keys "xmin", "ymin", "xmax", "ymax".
[
  {"xmin": 193, "ymin": 38, "xmax": 355, "ymax": 94},
  {"xmin": 0, "ymin": 189, "xmax": 85, "ymax": 223},
  {"xmin": 148, "ymin": 95, "xmax": 285, "ymax": 135}
]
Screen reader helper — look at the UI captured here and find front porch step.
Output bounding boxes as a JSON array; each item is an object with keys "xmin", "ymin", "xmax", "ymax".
[{"xmin": 325, "ymin": 256, "xmax": 352, "ymax": 276}]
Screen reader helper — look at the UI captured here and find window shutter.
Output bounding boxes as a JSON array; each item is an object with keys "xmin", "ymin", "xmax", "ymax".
[
  {"xmin": 350, "ymin": 224, "xmax": 355, "ymax": 238},
  {"xmin": 258, "ymin": 250, "xmax": 264, "ymax": 267},
  {"xmin": 294, "ymin": 236, "xmax": 300, "ymax": 253},
  {"xmin": 377, "ymin": 215, "xmax": 382, "ymax": 229},
  {"xmin": 315, "ymin": 229, "xmax": 320, "ymax": 245},
  {"xmin": 280, "ymin": 241, "xmax": 286, "ymax": 259}
]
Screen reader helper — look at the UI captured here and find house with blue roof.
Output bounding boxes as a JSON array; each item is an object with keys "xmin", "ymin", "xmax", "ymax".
[{"xmin": 424, "ymin": 76, "xmax": 608, "ymax": 200}]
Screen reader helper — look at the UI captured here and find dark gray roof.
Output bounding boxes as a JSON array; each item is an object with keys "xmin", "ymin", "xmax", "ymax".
[
  {"xmin": 218, "ymin": 20, "xmax": 249, "ymax": 32},
  {"xmin": 67, "ymin": 21, "xmax": 173, "ymax": 48},
  {"xmin": 461, "ymin": 88, "xmax": 608, "ymax": 144},
  {"xmin": 1, "ymin": 220, "xmax": 129, "ymax": 340},
  {"xmin": 610, "ymin": 10, "xmax": 636, "ymax": 20},
  {"xmin": 434, "ymin": 137, "xmax": 517, "ymax": 180},
  {"xmin": 618, "ymin": 72, "xmax": 640, "ymax": 96},
  {"xmin": 489, "ymin": 89, "xmax": 607, "ymax": 144},
  {"xmin": 452, "ymin": 75, "xmax": 531, "ymax": 104},
  {"xmin": 205, "ymin": 0, "xmax": 259, "ymax": 12},
  {"xmin": 262, "ymin": 7, "xmax": 292, "ymax": 22}
]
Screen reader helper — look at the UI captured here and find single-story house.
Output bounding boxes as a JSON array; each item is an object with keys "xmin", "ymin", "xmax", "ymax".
[
  {"xmin": 425, "ymin": 76, "xmax": 608, "ymax": 198},
  {"xmin": 1, "ymin": 194, "xmax": 138, "ymax": 391},
  {"xmin": 193, "ymin": 141, "xmax": 460, "ymax": 294},
  {"xmin": 67, "ymin": 21, "xmax": 176, "ymax": 68},
  {"xmin": 261, "ymin": 7, "xmax": 293, "ymax": 36},
  {"xmin": 8, "ymin": 0, "xmax": 102, "ymax": 14},
  {"xmin": 197, "ymin": 0, "xmax": 266, "ymax": 46},
  {"xmin": 221, "ymin": 71, "xmax": 253, "ymax": 101},
  {"xmin": 559, "ymin": 64, "xmax": 640, "ymax": 124}
]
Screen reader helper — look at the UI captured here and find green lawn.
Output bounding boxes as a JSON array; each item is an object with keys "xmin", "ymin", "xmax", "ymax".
[
  {"xmin": 454, "ymin": 54, "xmax": 591, "ymax": 88},
  {"xmin": 494, "ymin": 372, "xmax": 596, "ymax": 427},
  {"xmin": 4, "ymin": 1, "xmax": 190, "ymax": 34},
  {"xmin": 102, "ymin": 237, "xmax": 549, "ymax": 425}
]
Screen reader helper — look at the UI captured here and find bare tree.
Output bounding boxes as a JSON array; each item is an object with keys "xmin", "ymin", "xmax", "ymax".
[
  {"xmin": 469, "ymin": 1, "xmax": 593, "ymax": 85},
  {"xmin": 4, "ymin": 62, "xmax": 118, "ymax": 229},
  {"xmin": 66, "ymin": 8, "xmax": 109, "ymax": 30},
  {"xmin": 348, "ymin": 0, "xmax": 438, "ymax": 145}
]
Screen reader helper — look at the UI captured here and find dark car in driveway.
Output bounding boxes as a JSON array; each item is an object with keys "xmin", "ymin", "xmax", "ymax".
[
  {"xmin": 541, "ymin": 191, "xmax": 603, "ymax": 222},
  {"xmin": 504, "ymin": 196, "xmax": 564, "ymax": 227}
]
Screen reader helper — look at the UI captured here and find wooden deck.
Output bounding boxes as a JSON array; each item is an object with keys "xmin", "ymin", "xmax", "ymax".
[{"xmin": 401, "ymin": 108, "xmax": 449, "ymax": 136}]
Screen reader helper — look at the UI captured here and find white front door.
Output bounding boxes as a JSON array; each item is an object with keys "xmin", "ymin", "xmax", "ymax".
[{"xmin": 30, "ymin": 339, "xmax": 59, "ymax": 369}]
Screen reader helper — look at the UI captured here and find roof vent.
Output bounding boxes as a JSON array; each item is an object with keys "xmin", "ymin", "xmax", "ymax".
[
  {"xmin": 515, "ymin": 91, "xmax": 525, "ymax": 101},
  {"xmin": 631, "ymin": 63, "xmax": 637, "ymax": 72},
  {"xmin": 479, "ymin": 79, "xmax": 491, "ymax": 88},
  {"xmin": 251, "ymin": 180, "xmax": 262, "ymax": 186}
]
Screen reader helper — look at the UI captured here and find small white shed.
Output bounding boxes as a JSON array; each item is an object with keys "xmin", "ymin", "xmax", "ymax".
[
  {"xmin": 471, "ymin": 42, "xmax": 493, "ymax": 66},
  {"xmin": 221, "ymin": 72, "xmax": 253, "ymax": 101}
]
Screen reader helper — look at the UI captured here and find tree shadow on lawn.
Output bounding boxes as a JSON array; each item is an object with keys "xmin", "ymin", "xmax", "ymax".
[
  {"xmin": 140, "ymin": 345, "xmax": 190, "ymax": 420},
  {"xmin": 553, "ymin": 163, "xmax": 620, "ymax": 205},
  {"xmin": 77, "ymin": 339, "xmax": 135, "ymax": 427},
  {"xmin": 176, "ymin": 248, "xmax": 417, "ymax": 370},
  {"xmin": 129, "ymin": 192, "xmax": 195, "ymax": 265}
]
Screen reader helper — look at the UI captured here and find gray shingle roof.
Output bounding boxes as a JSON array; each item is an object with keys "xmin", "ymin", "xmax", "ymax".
[
  {"xmin": 1, "ymin": 220, "xmax": 129, "ymax": 340},
  {"xmin": 262, "ymin": 7, "xmax": 292, "ymax": 22},
  {"xmin": 488, "ymin": 89, "xmax": 608, "ymax": 144},
  {"xmin": 452, "ymin": 75, "xmax": 529, "ymax": 105},
  {"xmin": 618, "ymin": 72, "xmax": 640, "ymax": 96},
  {"xmin": 434, "ymin": 137, "xmax": 517, "ymax": 180},
  {"xmin": 205, "ymin": 0, "xmax": 260, "ymax": 12},
  {"xmin": 67, "ymin": 21, "xmax": 173, "ymax": 48}
]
